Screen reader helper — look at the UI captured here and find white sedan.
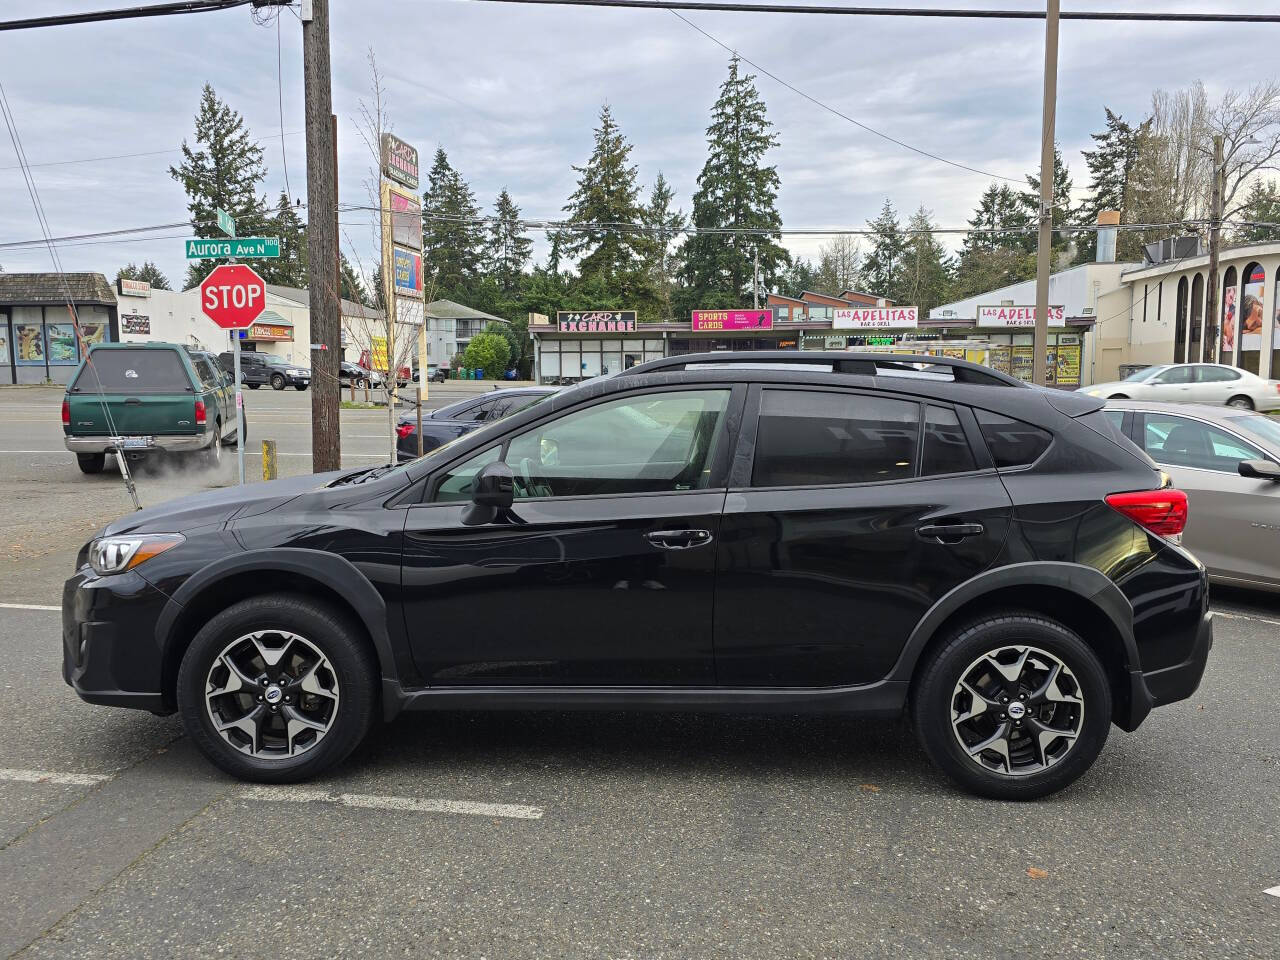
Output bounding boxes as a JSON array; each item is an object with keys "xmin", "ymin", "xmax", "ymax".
[{"xmin": 1080, "ymin": 362, "xmax": 1280, "ymax": 412}]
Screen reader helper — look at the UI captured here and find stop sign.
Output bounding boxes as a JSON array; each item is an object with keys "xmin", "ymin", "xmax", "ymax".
[{"xmin": 200, "ymin": 264, "xmax": 266, "ymax": 329}]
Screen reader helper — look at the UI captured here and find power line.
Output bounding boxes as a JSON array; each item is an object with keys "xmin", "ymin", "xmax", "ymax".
[
  {"xmin": 0, "ymin": 131, "xmax": 303, "ymax": 173},
  {"xmin": 465, "ymin": 1, "xmax": 1280, "ymax": 23},
  {"xmin": 667, "ymin": 9, "xmax": 1020, "ymax": 183},
  {"xmin": 0, "ymin": 0, "xmax": 288, "ymax": 32}
]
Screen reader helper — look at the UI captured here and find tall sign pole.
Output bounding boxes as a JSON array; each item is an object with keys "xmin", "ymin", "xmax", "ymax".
[
  {"xmin": 302, "ymin": 0, "xmax": 341, "ymax": 472},
  {"xmin": 1205, "ymin": 134, "xmax": 1224, "ymax": 363},
  {"xmin": 1032, "ymin": 0, "xmax": 1059, "ymax": 387}
]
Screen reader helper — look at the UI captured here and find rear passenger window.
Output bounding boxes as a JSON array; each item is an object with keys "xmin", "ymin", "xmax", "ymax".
[
  {"xmin": 921, "ymin": 406, "xmax": 976, "ymax": 476},
  {"xmin": 975, "ymin": 409, "xmax": 1052, "ymax": 468},
  {"xmin": 752, "ymin": 390, "xmax": 919, "ymax": 487}
]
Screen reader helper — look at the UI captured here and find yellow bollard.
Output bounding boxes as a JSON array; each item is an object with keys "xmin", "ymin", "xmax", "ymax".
[{"xmin": 262, "ymin": 439, "xmax": 277, "ymax": 481}]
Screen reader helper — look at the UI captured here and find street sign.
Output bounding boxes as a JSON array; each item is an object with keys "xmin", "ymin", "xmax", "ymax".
[
  {"xmin": 200, "ymin": 264, "xmax": 266, "ymax": 330},
  {"xmin": 216, "ymin": 208, "xmax": 235, "ymax": 237},
  {"xmin": 186, "ymin": 237, "xmax": 281, "ymax": 259}
]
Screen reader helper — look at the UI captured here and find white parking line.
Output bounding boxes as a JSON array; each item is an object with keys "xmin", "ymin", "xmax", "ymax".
[
  {"xmin": 239, "ymin": 785, "xmax": 544, "ymax": 820},
  {"xmin": 0, "ymin": 602, "xmax": 59, "ymax": 612},
  {"xmin": 0, "ymin": 768, "xmax": 112, "ymax": 786},
  {"xmin": 1265, "ymin": 885, "xmax": 1280, "ymax": 898},
  {"xmin": 1214, "ymin": 610, "xmax": 1280, "ymax": 628}
]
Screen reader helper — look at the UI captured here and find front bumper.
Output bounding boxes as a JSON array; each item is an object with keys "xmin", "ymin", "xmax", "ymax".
[
  {"xmin": 62, "ymin": 567, "xmax": 172, "ymax": 713},
  {"xmin": 65, "ymin": 434, "xmax": 211, "ymax": 454}
]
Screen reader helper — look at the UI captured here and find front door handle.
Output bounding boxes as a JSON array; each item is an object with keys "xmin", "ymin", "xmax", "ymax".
[
  {"xmin": 646, "ymin": 529, "xmax": 713, "ymax": 550},
  {"xmin": 916, "ymin": 522, "xmax": 985, "ymax": 544}
]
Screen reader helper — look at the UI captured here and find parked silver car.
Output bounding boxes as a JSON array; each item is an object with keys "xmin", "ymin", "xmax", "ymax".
[
  {"xmin": 1105, "ymin": 400, "xmax": 1280, "ymax": 593},
  {"xmin": 1082, "ymin": 362, "xmax": 1280, "ymax": 411}
]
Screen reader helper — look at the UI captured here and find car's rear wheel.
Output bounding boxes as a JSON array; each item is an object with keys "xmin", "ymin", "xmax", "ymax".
[
  {"xmin": 202, "ymin": 421, "xmax": 222, "ymax": 466},
  {"xmin": 912, "ymin": 612, "xmax": 1111, "ymax": 800},
  {"xmin": 1227, "ymin": 395, "xmax": 1254, "ymax": 410},
  {"xmin": 177, "ymin": 595, "xmax": 378, "ymax": 782},
  {"xmin": 76, "ymin": 452, "xmax": 106, "ymax": 474},
  {"xmin": 271, "ymin": 373, "xmax": 286, "ymax": 390},
  {"xmin": 1108, "ymin": 393, "xmax": 1129, "ymax": 400},
  {"xmin": 247, "ymin": 383, "xmax": 260, "ymax": 390}
]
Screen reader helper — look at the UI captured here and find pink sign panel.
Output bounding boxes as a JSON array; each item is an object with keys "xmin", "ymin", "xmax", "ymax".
[{"xmin": 691, "ymin": 309, "xmax": 774, "ymax": 332}]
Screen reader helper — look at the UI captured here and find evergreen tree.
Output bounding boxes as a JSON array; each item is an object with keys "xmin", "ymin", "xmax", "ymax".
[
  {"xmin": 486, "ymin": 188, "xmax": 533, "ymax": 296},
  {"xmin": 776, "ymin": 257, "xmax": 819, "ymax": 299},
  {"xmin": 682, "ymin": 56, "xmax": 789, "ymax": 306},
  {"xmin": 860, "ymin": 200, "xmax": 908, "ymax": 302},
  {"xmin": 257, "ymin": 190, "xmax": 308, "ymax": 287},
  {"xmin": 169, "ymin": 84, "xmax": 268, "ymax": 288},
  {"xmin": 901, "ymin": 206, "xmax": 953, "ymax": 316},
  {"xmin": 640, "ymin": 172, "xmax": 686, "ymax": 321},
  {"xmin": 115, "ymin": 261, "xmax": 171, "ymax": 290},
  {"xmin": 1077, "ymin": 109, "xmax": 1146, "ymax": 261},
  {"xmin": 421, "ymin": 148, "xmax": 486, "ymax": 301},
  {"xmin": 562, "ymin": 104, "xmax": 646, "ymax": 288},
  {"xmin": 1021, "ymin": 143, "xmax": 1076, "ymax": 253},
  {"xmin": 339, "ymin": 254, "xmax": 372, "ymax": 307},
  {"xmin": 1232, "ymin": 179, "xmax": 1280, "ymax": 244},
  {"xmin": 951, "ymin": 183, "xmax": 1037, "ymax": 301}
]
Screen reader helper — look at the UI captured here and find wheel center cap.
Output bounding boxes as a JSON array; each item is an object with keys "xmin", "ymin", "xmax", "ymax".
[
  {"xmin": 1007, "ymin": 701, "xmax": 1026, "ymax": 720},
  {"xmin": 264, "ymin": 685, "xmax": 283, "ymax": 705}
]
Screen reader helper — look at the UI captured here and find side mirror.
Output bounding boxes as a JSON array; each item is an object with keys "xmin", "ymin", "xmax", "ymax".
[
  {"xmin": 461, "ymin": 461, "xmax": 515, "ymax": 526},
  {"xmin": 1238, "ymin": 459, "xmax": 1280, "ymax": 481}
]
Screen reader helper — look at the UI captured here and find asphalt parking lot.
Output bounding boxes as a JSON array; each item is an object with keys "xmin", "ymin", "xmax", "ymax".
[{"xmin": 0, "ymin": 386, "xmax": 1277, "ymax": 958}]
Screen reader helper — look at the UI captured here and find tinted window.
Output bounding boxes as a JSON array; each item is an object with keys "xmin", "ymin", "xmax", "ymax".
[
  {"xmin": 434, "ymin": 397, "xmax": 486, "ymax": 421},
  {"xmin": 1198, "ymin": 365, "xmax": 1241, "ymax": 383},
  {"xmin": 433, "ymin": 446, "xmax": 501, "ymax": 502},
  {"xmin": 920, "ymin": 406, "xmax": 976, "ymax": 476},
  {"xmin": 752, "ymin": 390, "xmax": 919, "ymax": 487},
  {"xmin": 1152, "ymin": 365, "xmax": 1193, "ymax": 384},
  {"xmin": 72, "ymin": 349, "xmax": 192, "ymax": 394},
  {"xmin": 508, "ymin": 389, "xmax": 729, "ymax": 498},
  {"xmin": 1141, "ymin": 415, "xmax": 1263, "ymax": 472},
  {"xmin": 1103, "ymin": 409, "xmax": 1125, "ymax": 432},
  {"xmin": 975, "ymin": 410, "xmax": 1052, "ymax": 468},
  {"xmin": 194, "ymin": 358, "xmax": 219, "ymax": 388}
]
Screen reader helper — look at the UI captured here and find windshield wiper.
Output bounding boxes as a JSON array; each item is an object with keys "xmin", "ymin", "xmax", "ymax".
[{"xmin": 351, "ymin": 462, "xmax": 399, "ymax": 484}]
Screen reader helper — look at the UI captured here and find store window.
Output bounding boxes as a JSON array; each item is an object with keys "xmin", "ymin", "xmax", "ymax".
[
  {"xmin": 1174, "ymin": 276, "xmax": 1188, "ymax": 363},
  {"xmin": 12, "ymin": 307, "xmax": 45, "ymax": 366},
  {"xmin": 1273, "ymin": 275, "xmax": 1280, "ymax": 379},
  {"xmin": 1190, "ymin": 273, "xmax": 1205, "ymax": 363},
  {"xmin": 1239, "ymin": 262, "xmax": 1264, "ymax": 375}
]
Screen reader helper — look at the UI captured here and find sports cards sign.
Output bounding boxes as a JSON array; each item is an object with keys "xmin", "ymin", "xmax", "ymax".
[{"xmin": 833, "ymin": 306, "xmax": 919, "ymax": 329}]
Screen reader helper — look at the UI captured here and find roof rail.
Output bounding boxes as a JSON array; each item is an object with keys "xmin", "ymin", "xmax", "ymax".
[{"xmin": 621, "ymin": 351, "xmax": 1028, "ymax": 387}]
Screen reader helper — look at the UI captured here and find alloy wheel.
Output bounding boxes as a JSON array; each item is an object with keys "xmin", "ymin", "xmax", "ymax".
[
  {"xmin": 204, "ymin": 630, "xmax": 340, "ymax": 759},
  {"xmin": 950, "ymin": 644, "xmax": 1084, "ymax": 777}
]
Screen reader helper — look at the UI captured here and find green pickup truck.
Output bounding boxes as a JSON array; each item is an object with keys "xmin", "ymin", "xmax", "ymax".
[{"xmin": 62, "ymin": 343, "xmax": 241, "ymax": 474}]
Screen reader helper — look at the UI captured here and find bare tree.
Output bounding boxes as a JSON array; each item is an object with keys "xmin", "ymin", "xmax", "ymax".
[
  {"xmin": 814, "ymin": 235, "xmax": 861, "ymax": 294},
  {"xmin": 1213, "ymin": 81, "xmax": 1280, "ymax": 218}
]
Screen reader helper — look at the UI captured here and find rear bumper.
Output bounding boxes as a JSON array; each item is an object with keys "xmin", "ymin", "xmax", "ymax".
[
  {"xmin": 1142, "ymin": 608, "xmax": 1213, "ymax": 708},
  {"xmin": 65, "ymin": 434, "xmax": 211, "ymax": 454}
]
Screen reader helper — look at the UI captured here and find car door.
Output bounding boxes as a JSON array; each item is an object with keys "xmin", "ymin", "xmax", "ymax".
[
  {"xmin": 713, "ymin": 387, "xmax": 1013, "ymax": 687},
  {"xmin": 400, "ymin": 384, "xmax": 742, "ymax": 686},
  {"xmin": 1144, "ymin": 364, "xmax": 1195, "ymax": 402},
  {"xmin": 1196, "ymin": 365, "xmax": 1244, "ymax": 405},
  {"xmin": 1136, "ymin": 411, "xmax": 1279, "ymax": 586}
]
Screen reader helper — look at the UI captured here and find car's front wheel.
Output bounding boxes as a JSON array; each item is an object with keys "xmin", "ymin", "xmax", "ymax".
[
  {"xmin": 177, "ymin": 595, "xmax": 378, "ymax": 782},
  {"xmin": 912, "ymin": 612, "xmax": 1111, "ymax": 800},
  {"xmin": 271, "ymin": 374, "xmax": 286, "ymax": 390}
]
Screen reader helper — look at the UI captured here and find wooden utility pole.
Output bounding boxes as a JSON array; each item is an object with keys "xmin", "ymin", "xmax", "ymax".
[
  {"xmin": 303, "ymin": 0, "xmax": 340, "ymax": 472},
  {"xmin": 1032, "ymin": 0, "xmax": 1059, "ymax": 387},
  {"xmin": 1205, "ymin": 134, "xmax": 1224, "ymax": 363}
]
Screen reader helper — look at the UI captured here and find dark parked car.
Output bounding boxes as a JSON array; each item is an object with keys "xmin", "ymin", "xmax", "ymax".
[
  {"xmin": 339, "ymin": 361, "xmax": 379, "ymax": 388},
  {"xmin": 63, "ymin": 352, "xmax": 1210, "ymax": 799},
  {"xmin": 218, "ymin": 351, "xmax": 311, "ymax": 391},
  {"xmin": 394, "ymin": 386, "xmax": 554, "ymax": 461}
]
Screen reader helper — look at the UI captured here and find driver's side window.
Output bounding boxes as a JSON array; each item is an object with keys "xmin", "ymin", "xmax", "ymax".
[
  {"xmin": 433, "ymin": 446, "xmax": 501, "ymax": 502},
  {"xmin": 507, "ymin": 389, "xmax": 730, "ymax": 499},
  {"xmin": 1153, "ymin": 366, "xmax": 1193, "ymax": 385}
]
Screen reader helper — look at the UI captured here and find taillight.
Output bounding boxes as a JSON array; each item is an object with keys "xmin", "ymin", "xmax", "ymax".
[
  {"xmin": 395, "ymin": 422, "xmax": 415, "ymax": 439},
  {"xmin": 194, "ymin": 400, "xmax": 207, "ymax": 425},
  {"xmin": 1106, "ymin": 488, "xmax": 1188, "ymax": 538},
  {"xmin": 61, "ymin": 400, "xmax": 70, "ymax": 426}
]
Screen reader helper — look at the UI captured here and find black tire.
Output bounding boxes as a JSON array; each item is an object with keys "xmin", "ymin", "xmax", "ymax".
[
  {"xmin": 1227, "ymin": 395, "xmax": 1254, "ymax": 410},
  {"xmin": 294, "ymin": 383, "xmax": 308, "ymax": 391},
  {"xmin": 911, "ymin": 611, "xmax": 1112, "ymax": 800},
  {"xmin": 177, "ymin": 594, "xmax": 378, "ymax": 783},
  {"xmin": 271, "ymin": 373, "xmax": 286, "ymax": 391},
  {"xmin": 76, "ymin": 452, "xmax": 106, "ymax": 474},
  {"xmin": 247, "ymin": 382, "xmax": 260, "ymax": 390}
]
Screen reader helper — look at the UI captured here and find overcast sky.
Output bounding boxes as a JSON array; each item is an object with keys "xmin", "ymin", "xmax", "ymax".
[{"xmin": 0, "ymin": 0, "xmax": 1268, "ymax": 288}]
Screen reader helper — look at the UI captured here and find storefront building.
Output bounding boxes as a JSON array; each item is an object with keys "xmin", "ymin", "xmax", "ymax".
[{"xmin": 0, "ymin": 273, "xmax": 118, "ymax": 385}]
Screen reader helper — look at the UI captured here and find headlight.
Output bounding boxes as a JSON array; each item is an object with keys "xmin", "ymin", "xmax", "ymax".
[
  {"xmin": 1086, "ymin": 389, "xmax": 1101, "ymax": 397},
  {"xmin": 287, "ymin": 368, "xmax": 301, "ymax": 376},
  {"xmin": 89, "ymin": 534, "xmax": 185, "ymax": 576}
]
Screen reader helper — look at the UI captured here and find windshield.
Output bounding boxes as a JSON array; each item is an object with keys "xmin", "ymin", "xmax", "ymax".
[
  {"xmin": 1122, "ymin": 365, "xmax": 1166, "ymax": 383},
  {"xmin": 1229, "ymin": 413, "xmax": 1280, "ymax": 451}
]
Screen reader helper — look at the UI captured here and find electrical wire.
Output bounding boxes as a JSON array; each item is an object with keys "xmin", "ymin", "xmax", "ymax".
[
  {"xmin": 275, "ymin": 7, "xmax": 292, "ymax": 202},
  {"xmin": 0, "ymin": 131, "xmax": 303, "ymax": 173},
  {"xmin": 0, "ymin": 0, "xmax": 276, "ymax": 32}
]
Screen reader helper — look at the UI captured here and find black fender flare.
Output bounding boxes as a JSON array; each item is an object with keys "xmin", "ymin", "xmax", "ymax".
[
  {"xmin": 155, "ymin": 548, "xmax": 408, "ymax": 703},
  {"xmin": 887, "ymin": 561, "xmax": 1151, "ymax": 728}
]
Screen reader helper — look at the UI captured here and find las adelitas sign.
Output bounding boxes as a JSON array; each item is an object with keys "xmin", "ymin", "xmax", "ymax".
[
  {"xmin": 833, "ymin": 306, "xmax": 918, "ymax": 329},
  {"xmin": 978, "ymin": 305, "xmax": 1066, "ymax": 327}
]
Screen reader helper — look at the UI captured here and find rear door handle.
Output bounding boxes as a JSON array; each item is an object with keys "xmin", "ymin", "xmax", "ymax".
[
  {"xmin": 916, "ymin": 522, "xmax": 985, "ymax": 543},
  {"xmin": 646, "ymin": 529, "xmax": 713, "ymax": 550}
]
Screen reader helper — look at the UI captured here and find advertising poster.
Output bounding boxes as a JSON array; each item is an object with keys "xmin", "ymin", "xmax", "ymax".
[
  {"xmin": 14, "ymin": 323, "xmax": 44, "ymax": 364},
  {"xmin": 388, "ymin": 187, "xmax": 422, "ymax": 250},
  {"xmin": 1240, "ymin": 265, "xmax": 1265, "ymax": 353},
  {"xmin": 990, "ymin": 345, "xmax": 1012, "ymax": 375},
  {"xmin": 1055, "ymin": 342, "xmax": 1082, "ymax": 386},
  {"xmin": 47, "ymin": 324, "xmax": 78, "ymax": 364},
  {"xmin": 1011, "ymin": 345, "xmax": 1035, "ymax": 382},
  {"xmin": 1220, "ymin": 284, "xmax": 1237, "ymax": 355},
  {"xmin": 80, "ymin": 322, "xmax": 109, "ymax": 345},
  {"xmin": 393, "ymin": 247, "xmax": 423, "ymax": 298},
  {"xmin": 1274, "ymin": 277, "xmax": 1280, "ymax": 359},
  {"xmin": 0, "ymin": 327, "xmax": 8, "ymax": 365},
  {"xmin": 122, "ymin": 316, "xmax": 150, "ymax": 335}
]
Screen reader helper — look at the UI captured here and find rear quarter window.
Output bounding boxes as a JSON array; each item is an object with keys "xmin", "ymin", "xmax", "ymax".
[
  {"xmin": 72, "ymin": 349, "xmax": 193, "ymax": 394},
  {"xmin": 974, "ymin": 409, "xmax": 1052, "ymax": 468}
]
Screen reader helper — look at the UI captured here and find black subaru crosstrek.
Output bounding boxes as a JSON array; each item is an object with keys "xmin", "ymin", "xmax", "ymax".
[{"xmin": 63, "ymin": 353, "xmax": 1211, "ymax": 799}]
